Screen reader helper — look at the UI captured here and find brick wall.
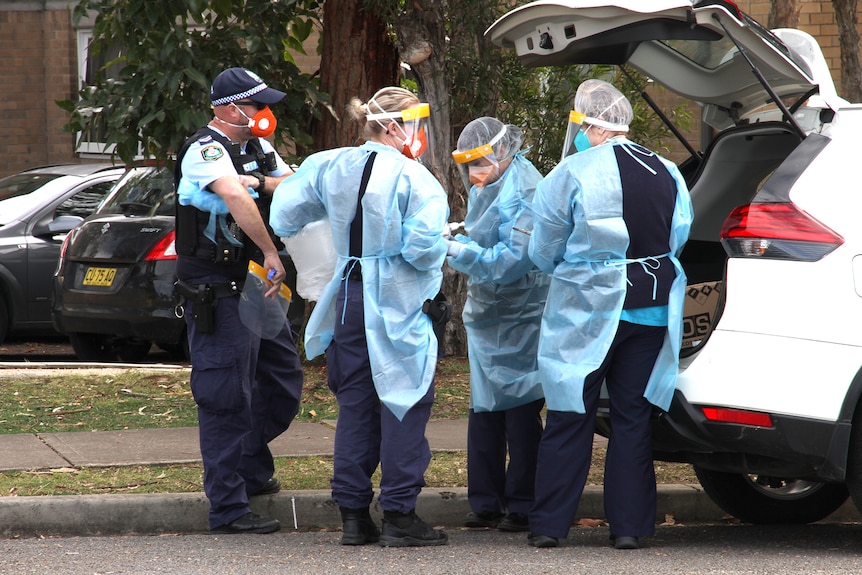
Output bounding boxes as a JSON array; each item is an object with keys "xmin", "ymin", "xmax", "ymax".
[{"xmin": 0, "ymin": 7, "xmax": 81, "ymax": 178}]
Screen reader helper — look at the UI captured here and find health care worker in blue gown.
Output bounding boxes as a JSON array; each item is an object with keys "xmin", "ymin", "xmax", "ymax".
[
  {"xmin": 525, "ymin": 79, "xmax": 693, "ymax": 550},
  {"xmin": 447, "ymin": 117, "xmax": 549, "ymax": 533},
  {"xmin": 270, "ymin": 86, "xmax": 450, "ymax": 547},
  {"xmin": 174, "ymin": 67, "xmax": 305, "ymax": 535}
]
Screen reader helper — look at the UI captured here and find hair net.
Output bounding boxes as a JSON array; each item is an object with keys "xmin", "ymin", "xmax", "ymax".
[
  {"xmin": 456, "ymin": 117, "xmax": 524, "ymax": 162},
  {"xmin": 574, "ymin": 79, "xmax": 633, "ymax": 132}
]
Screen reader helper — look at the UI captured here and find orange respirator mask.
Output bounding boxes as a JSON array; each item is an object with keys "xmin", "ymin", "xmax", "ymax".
[{"xmin": 234, "ymin": 103, "xmax": 278, "ymax": 138}]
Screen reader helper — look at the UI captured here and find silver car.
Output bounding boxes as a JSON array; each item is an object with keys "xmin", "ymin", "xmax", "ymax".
[{"xmin": 0, "ymin": 163, "xmax": 124, "ymax": 343}]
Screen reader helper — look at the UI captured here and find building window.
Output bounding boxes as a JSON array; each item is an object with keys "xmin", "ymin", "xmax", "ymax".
[{"xmin": 75, "ymin": 29, "xmax": 123, "ymax": 157}]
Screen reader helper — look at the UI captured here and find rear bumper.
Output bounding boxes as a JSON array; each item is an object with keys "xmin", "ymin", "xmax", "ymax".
[
  {"xmin": 51, "ymin": 273, "xmax": 185, "ymax": 345},
  {"xmin": 596, "ymin": 390, "xmax": 851, "ymax": 483}
]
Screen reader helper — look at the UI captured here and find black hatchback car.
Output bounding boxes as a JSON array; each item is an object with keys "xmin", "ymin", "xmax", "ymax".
[{"xmin": 52, "ymin": 166, "xmax": 305, "ymax": 362}]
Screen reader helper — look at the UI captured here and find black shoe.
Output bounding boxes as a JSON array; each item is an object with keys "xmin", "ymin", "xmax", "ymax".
[
  {"xmin": 464, "ymin": 511, "xmax": 504, "ymax": 529},
  {"xmin": 379, "ymin": 509, "xmax": 448, "ymax": 547},
  {"xmin": 497, "ymin": 512, "xmax": 529, "ymax": 532},
  {"xmin": 612, "ymin": 535, "xmax": 640, "ymax": 550},
  {"xmin": 527, "ymin": 532, "xmax": 559, "ymax": 548},
  {"xmin": 210, "ymin": 512, "xmax": 281, "ymax": 534},
  {"xmin": 247, "ymin": 477, "xmax": 281, "ymax": 497},
  {"xmin": 340, "ymin": 506, "xmax": 380, "ymax": 545}
]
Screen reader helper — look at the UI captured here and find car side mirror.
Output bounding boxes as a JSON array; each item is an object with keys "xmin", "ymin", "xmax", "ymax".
[{"xmin": 46, "ymin": 215, "xmax": 85, "ymax": 234}]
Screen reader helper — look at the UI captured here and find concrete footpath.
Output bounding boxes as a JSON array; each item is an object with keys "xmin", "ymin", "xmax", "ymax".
[{"xmin": 0, "ymin": 364, "xmax": 859, "ymax": 538}]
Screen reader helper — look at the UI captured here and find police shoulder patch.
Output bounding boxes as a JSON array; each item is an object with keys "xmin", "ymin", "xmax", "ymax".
[{"xmin": 201, "ymin": 145, "xmax": 224, "ymax": 161}]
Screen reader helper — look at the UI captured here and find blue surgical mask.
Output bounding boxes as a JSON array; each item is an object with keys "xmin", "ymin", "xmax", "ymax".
[{"xmin": 574, "ymin": 129, "xmax": 592, "ymax": 152}]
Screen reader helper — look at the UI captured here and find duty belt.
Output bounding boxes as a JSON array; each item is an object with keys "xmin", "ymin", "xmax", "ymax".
[
  {"xmin": 175, "ymin": 278, "xmax": 243, "ymax": 299},
  {"xmin": 174, "ymin": 278, "xmax": 244, "ymax": 333}
]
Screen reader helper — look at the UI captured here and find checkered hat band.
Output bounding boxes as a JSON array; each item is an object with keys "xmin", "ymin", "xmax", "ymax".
[{"xmin": 212, "ymin": 83, "xmax": 267, "ymax": 106}]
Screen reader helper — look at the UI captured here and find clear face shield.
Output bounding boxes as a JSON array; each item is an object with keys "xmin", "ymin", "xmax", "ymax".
[
  {"xmin": 560, "ymin": 110, "xmax": 586, "ymax": 161},
  {"xmin": 452, "ymin": 144, "xmax": 499, "ymax": 193},
  {"xmin": 451, "ymin": 125, "xmax": 508, "ymax": 192},
  {"xmin": 367, "ymin": 103, "xmax": 434, "ymax": 163}
]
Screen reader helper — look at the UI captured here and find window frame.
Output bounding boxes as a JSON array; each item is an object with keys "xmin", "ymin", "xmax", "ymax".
[{"xmin": 75, "ymin": 28, "xmax": 116, "ymax": 157}]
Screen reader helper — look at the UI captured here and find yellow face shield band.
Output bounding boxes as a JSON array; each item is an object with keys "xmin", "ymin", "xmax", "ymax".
[{"xmin": 452, "ymin": 143, "xmax": 494, "ymax": 165}]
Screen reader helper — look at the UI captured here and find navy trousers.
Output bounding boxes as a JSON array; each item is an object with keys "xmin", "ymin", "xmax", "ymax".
[
  {"xmin": 240, "ymin": 319, "xmax": 304, "ymax": 493},
  {"xmin": 529, "ymin": 321, "xmax": 665, "ymax": 540},
  {"xmin": 467, "ymin": 399, "xmax": 543, "ymax": 515},
  {"xmin": 326, "ymin": 279, "xmax": 434, "ymax": 513},
  {"xmin": 186, "ymin": 286, "xmax": 303, "ymax": 529}
]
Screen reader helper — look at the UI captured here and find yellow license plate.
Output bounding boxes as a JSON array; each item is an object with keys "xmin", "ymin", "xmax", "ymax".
[{"xmin": 83, "ymin": 267, "xmax": 117, "ymax": 287}]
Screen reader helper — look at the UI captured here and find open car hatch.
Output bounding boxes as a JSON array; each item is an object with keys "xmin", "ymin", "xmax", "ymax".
[{"xmin": 486, "ymin": 0, "xmax": 843, "ymax": 126}]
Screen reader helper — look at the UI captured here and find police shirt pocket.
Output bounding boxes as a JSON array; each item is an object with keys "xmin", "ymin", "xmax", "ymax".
[{"xmin": 189, "ymin": 345, "xmax": 246, "ymax": 414}]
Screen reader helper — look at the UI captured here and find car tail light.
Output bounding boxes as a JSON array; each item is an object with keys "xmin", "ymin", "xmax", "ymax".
[
  {"xmin": 720, "ymin": 203, "xmax": 844, "ymax": 261},
  {"xmin": 143, "ymin": 231, "xmax": 177, "ymax": 261},
  {"xmin": 701, "ymin": 407, "xmax": 774, "ymax": 428},
  {"xmin": 59, "ymin": 232, "xmax": 72, "ymax": 261}
]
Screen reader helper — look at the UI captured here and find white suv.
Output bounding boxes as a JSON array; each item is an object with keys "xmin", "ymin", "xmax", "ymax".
[{"xmin": 489, "ymin": 0, "xmax": 862, "ymax": 524}]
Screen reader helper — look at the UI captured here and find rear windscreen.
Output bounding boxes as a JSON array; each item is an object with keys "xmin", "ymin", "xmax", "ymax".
[{"xmin": 99, "ymin": 167, "xmax": 176, "ymax": 217}]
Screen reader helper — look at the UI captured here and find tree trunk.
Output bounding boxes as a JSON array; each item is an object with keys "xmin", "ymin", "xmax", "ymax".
[
  {"xmin": 312, "ymin": 0, "xmax": 400, "ymax": 152},
  {"xmin": 768, "ymin": 0, "xmax": 801, "ymax": 28},
  {"xmin": 393, "ymin": 0, "xmax": 469, "ymax": 356},
  {"xmin": 833, "ymin": 0, "xmax": 862, "ymax": 102}
]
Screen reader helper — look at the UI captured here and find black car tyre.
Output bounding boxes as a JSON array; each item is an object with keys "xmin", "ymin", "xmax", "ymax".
[
  {"xmin": 0, "ymin": 296, "xmax": 8, "ymax": 344},
  {"xmin": 69, "ymin": 332, "xmax": 118, "ymax": 362},
  {"xmin": 157, "ymin": 330, "xmax": 190, "ymax": 362},
  {"xmin": 116, "ymin": 340, "xmax": 153, "ymax": 363},
  {"xmin": 843, "ymin": 409, "xmax": 862, "ymax": 515},
  {"xmin": 693, "ymin": 466, "xmax": 848, "ymax": 524}
]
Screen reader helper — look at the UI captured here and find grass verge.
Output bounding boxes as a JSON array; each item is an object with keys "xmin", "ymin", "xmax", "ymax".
[{"xmin": 0, "ymin": 356, "xmax": 697, "ymax": 496}]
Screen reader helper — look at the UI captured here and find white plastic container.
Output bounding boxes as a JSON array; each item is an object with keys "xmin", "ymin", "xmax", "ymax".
[{"xmin": 282, "ymin": 219, "xmax": 337, "ymax": 301}]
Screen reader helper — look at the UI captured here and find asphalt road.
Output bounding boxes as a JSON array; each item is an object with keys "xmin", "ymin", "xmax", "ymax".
[{"xmin": 1, "ymin": 523, "xmax": 861, "ymax": 575}]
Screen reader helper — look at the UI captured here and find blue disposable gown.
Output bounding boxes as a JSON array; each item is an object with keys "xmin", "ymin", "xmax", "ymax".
[
  {"xmin": 270, "ymin": 142, "xmax": 450, "ymax": 420},
  {"xmin": 528, "ymin": 140, "xmax": 693, "ymax": 413},
  {"xmin": 448, "ymin": 152, "xmax": 550, "ymax": 412}
]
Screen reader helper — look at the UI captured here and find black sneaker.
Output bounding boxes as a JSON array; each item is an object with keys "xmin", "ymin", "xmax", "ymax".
[
  {"xmin": 210, "ymin": 512, "xmax": 281, "ymax": 534},
  {"xmin": 464, "ymin": 511, "xmax": 504, "ymax": 528},
  {"xmin": 379, "ymin": 510, "xmax": 448, "ymax": 547},
  {"xmin": 498, "ymin": 512, "xmax": 530, "ymax": 532}
]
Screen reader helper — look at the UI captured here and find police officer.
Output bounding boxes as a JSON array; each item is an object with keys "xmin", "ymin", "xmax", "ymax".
[{"xmin": 174, "ymin": 67, "xmax": 304, "ymax": 534}]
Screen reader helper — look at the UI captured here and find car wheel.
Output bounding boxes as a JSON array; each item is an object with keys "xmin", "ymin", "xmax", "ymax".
[
  {"xmin": 0, "ymin": 296, "xmax": 8, "ymax": 344},
  {"xmin": 157, "ymin": 327, "xmax": 190, "ymax": 362},
  {"xmin": 69, "ymin": 333, "xmax": 119, "ymax": 362},
  {"xmin": 693, "ymin": 466, "xmax": 848, "ymax": 524},
  {"xmin": 844, "ymin": 410, "xmax": 862, "ymax": 515},
  {"xmin": 116, "ymin": 340, "xmax": 152, "ymax": 363}
]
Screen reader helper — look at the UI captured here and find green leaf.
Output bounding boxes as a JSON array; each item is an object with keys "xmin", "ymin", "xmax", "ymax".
[{"xmin": 58, "ymin": 0, "xmax": 326, "ymax": 165}]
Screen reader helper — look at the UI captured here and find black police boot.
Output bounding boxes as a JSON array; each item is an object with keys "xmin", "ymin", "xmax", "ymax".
[
  {"xmin": 339, "ymin": 506, "xmax": 380, "ymax": 545},
  {"xmin": 379, "ymin": 509, "xmax": 448, "ymax": 547}
]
